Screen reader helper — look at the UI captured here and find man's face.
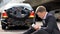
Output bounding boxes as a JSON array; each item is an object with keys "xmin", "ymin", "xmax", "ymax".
[{"xmin": 37, "ymin": 11, "xmax": 44, "ymax": 19}]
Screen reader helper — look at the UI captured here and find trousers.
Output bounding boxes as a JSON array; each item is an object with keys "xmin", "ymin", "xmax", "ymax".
[{"xmin": 23, "ymin": 27, "xmax": 49, "ymax": 34}]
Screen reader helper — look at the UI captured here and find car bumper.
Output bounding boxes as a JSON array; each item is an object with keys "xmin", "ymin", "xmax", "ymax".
[{"xmin": 1, "ymin": 18, "xmax": 35, "ymax": 26}]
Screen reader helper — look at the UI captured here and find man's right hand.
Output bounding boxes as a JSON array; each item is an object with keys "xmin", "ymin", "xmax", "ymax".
[{"xmin": 32, "ymin": 24, "xmax": 40, "ymax": 30}]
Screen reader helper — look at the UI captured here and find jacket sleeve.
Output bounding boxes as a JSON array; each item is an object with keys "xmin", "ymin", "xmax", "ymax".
[{"xmin": 42, "ymin": 16, "xmax": 56, "ymax": 32}]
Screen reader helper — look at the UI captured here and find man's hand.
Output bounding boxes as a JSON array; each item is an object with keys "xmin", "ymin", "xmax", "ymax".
[
  {"xmin": 32, "ymin": 24, "xmax": 40, "ymax": 30},
  {"xmin": 34, "ymin": 24, "xmax": 40, "ymax": 30}
]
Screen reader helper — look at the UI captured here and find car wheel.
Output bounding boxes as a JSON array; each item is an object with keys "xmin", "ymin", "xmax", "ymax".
[
  {"xmin": 2, "ymin": 24, "xmax": 8, "ymax": 30},
  {"xmin": 2, "ymin": 24, "xmax": 6, "ymax": 29}
]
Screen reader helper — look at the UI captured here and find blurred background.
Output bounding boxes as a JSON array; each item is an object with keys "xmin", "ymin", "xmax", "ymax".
[{"xmin": 0, "ymin": 0, "xmax": 60, "ymax": 34}]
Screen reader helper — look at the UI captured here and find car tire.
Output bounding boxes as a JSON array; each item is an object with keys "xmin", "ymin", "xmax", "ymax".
[{"xmin": 2, "ymin": 24, "xmax": 7, "ymax": 30}]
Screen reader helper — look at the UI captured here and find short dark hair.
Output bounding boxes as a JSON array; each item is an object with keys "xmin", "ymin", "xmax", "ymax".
[{"xmin": 35, "ymin": 6, "xmax": 46, "ymax": 13}]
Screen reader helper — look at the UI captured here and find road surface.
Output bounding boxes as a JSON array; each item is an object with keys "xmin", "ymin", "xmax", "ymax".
[{"xmin": 0, "ymin": 21, "xmax": 60, "ymax": 34}]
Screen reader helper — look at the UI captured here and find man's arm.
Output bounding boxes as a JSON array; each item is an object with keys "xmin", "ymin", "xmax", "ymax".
[{"xmin": 42, "ymin": 16, "xmax": 56, "ymax": 32}]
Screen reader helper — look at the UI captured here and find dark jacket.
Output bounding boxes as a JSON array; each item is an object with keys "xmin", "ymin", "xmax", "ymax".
[{"xmin": 41, "ymin": 13, "xmax": 59, "ymax": 33}]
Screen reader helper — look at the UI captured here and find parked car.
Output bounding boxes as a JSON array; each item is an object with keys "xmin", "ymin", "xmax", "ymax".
[
  {"xmin": 1, "ymin": 3, "xmax": 35, "ymax": 29},
  {"xmin": 49, "ymin": 9, "xmax": 60, "ymax": 21}
]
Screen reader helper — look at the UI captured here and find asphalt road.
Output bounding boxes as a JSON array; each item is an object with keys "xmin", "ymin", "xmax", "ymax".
[{"xmin": 0, "ymin": 21, "xmax": 60, "ymax": 34}]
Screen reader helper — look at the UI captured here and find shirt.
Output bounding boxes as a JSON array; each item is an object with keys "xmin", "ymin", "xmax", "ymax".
[
  {"xmin": 43, "ymin": 12, "xmax": 48, "ymax": 19},
  {"xmin": 42, "ymin": 12, "xmax": 48, "ymax": 27}
]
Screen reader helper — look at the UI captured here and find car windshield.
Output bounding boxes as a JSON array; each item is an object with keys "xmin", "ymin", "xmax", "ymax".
[
  {"xmin": 14, "ymin": 5, "xmax": 33, "ymax": 10},
  {"xmin": 6, "ymin": 5, "xmax": 31, "ymax": 14}
]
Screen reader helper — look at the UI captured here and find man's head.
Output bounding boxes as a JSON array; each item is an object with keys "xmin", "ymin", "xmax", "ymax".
[{"xmin": 35, "ymin": 6, "xmax": 47, "ymax": 19}]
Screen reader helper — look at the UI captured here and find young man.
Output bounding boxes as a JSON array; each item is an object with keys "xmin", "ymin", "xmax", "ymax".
[{"xmin": 23, "ymin": 6, "xmax": 59, "ymax": 34}]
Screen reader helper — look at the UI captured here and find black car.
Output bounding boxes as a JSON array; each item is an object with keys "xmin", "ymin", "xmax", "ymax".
[{"xmin": 1, "ymin": 3, "xmax": 35, "ymax": 29}]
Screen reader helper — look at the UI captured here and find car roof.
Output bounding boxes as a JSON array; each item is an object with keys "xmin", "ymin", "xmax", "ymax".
[{"xmin": 1, "ymin": 3, "xmax": 31, "ymax": 10}]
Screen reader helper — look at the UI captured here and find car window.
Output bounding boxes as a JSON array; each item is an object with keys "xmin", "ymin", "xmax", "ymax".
[{"xmin": 14, "ymin": 5, "xmax": 33, "ymax": 10}]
